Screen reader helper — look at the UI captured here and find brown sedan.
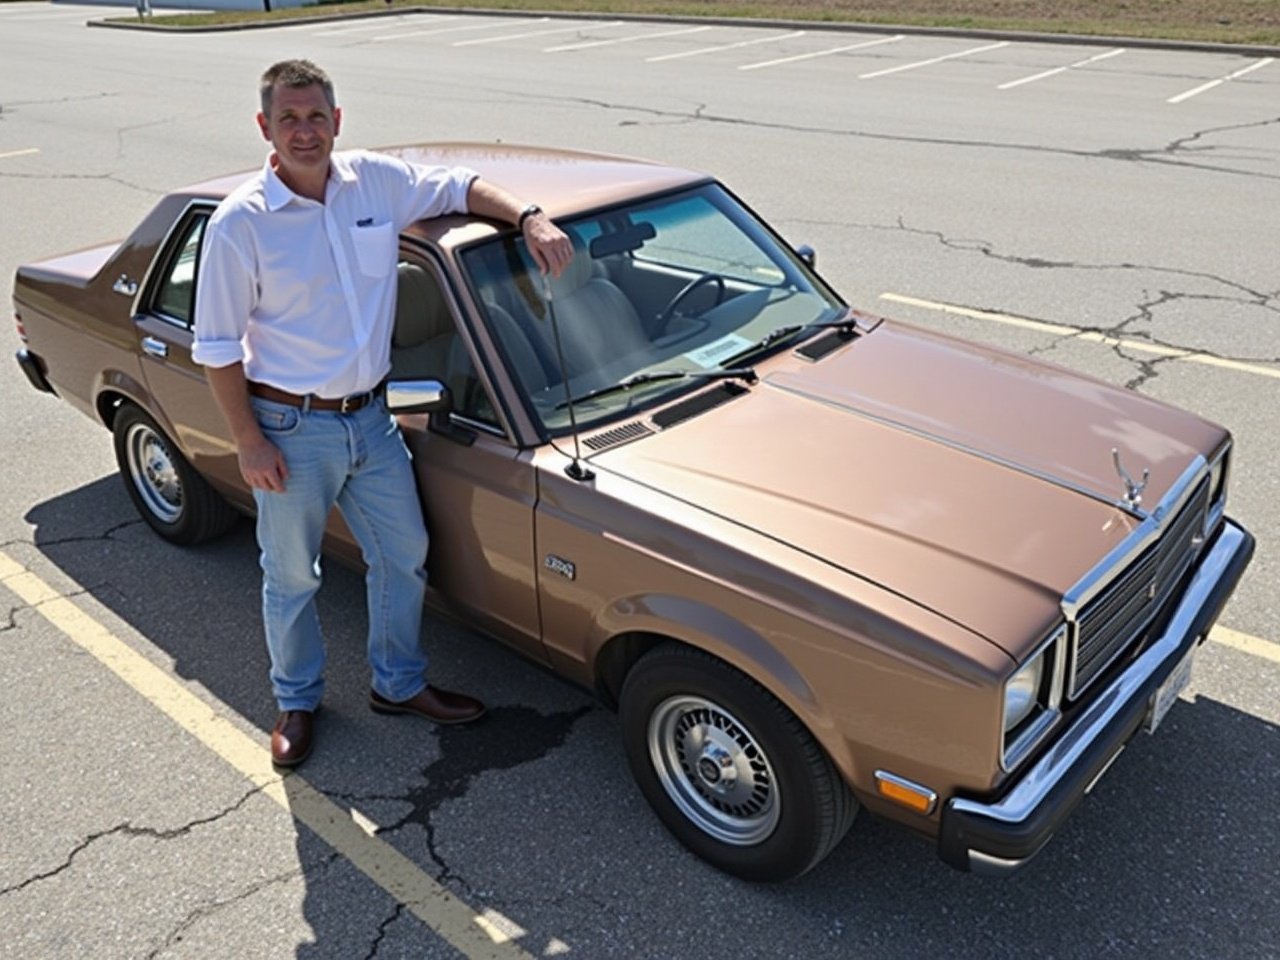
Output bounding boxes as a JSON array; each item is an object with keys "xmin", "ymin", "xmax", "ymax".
[{"xmin": 12, "ymin": 144, "xmax": 1254, "ymax": 881}]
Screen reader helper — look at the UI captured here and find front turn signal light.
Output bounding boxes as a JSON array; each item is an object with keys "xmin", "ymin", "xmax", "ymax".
[{"xmin": 874, "ymin": 770, "xmax": 937, "ymax": 815}]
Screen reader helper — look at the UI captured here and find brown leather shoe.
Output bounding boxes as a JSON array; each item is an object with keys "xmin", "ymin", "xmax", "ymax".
[
  {"xmin": 271, "ymin": 710, "xmax": 315, "ymax": 767},
  {"xmin": 370, "ymin": 685, "xmax": 485, "ymax": 725}
]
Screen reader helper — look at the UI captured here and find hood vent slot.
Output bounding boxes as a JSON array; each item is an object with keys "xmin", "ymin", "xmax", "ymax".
[
  {"xmin": 797, "ymin": 330, "xmax": 856, "ymax": 361},
  {"xmin": 583, "ymin": 421, "xmax": 654, "ymax": 451},
  {"xmin": 651, "ymin": 381, "xmax": 748, "ymax": 429}
]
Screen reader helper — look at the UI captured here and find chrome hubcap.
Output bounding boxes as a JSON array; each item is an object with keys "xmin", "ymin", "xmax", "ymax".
[
  {"xmin": 648, "ymin": 695, "xmax": 778, "ymax": 845},
  {"xmin": 126, "ymin": 422, "xmax": 182, "ymax": 523}
]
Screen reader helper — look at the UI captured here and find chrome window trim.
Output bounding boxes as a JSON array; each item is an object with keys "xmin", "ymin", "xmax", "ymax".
[{"xmin": 136, "ymin": 199, "xmax": 217, "ymax": 331}]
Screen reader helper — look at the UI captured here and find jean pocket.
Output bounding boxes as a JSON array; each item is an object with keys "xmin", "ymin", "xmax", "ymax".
[
  {"xmin": 253, "ymin": 401, "xmax": 302, "ymax": 436},
  {"xmin": 350, "ymin": 221, "xmax": 396, "ymax": 277}
]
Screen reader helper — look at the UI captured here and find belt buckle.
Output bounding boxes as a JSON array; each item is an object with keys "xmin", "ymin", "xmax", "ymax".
[{"xmin": 339, "ymin": 392, "xmax": 364, "ymax": 414}]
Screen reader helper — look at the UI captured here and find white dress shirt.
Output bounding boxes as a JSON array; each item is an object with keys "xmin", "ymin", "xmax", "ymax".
[{"xmin": 193, "ymin": 149, "xmax": 477, "ymax": 397}]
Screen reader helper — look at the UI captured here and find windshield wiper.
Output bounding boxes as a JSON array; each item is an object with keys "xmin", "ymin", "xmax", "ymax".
[
  {"xmin": 719, "ymin": 309, "xmax": 861, "ymax": 367},
  {"xmin": 556, "ymin": 367, "xmax": 758, "ymax": 409}
]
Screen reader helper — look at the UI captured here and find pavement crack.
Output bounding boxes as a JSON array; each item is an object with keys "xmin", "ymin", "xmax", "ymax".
[
  {"xmin": 36, "ymin": 518, "xmax": 150, "ymax": 547},
  {"xmin": 484, "ymin": 91, "xmax": 1280, "ymax": 182},
  {"xmin": 377, "ymin": 704, "xmax": 594, "ymax": 889},
  {"xmin": 0, "ymin": 783, "xmax": 271, "ymax": 898},
  {"xmin": 0, "ymin": 170, "xmax": 156, "ymax": 194},
  {"xmin": 887, "ymin": 215, "xmax": 1279, "ymax": 308},
  {"xmin": 143, "ymin": 851, "xmax": 341, "ymax": 960},
  {"xmin": 363, "ymin": 902, "xmax": 407, "ymax": 960}
]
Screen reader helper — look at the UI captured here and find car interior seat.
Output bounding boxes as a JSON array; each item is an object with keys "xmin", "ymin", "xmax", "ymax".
[
  {"xmin": 533, "ymin": 231, "xmax": 653, "ymax": 390},
  {"xmin": 390, "ymin": 262, "xmax": 458, "ymax": 388}
]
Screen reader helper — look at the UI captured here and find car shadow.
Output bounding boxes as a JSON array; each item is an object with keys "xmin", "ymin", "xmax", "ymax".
[{"xmin": 24, "ymin": 478, "xmax": 1280, "ymax": 959}]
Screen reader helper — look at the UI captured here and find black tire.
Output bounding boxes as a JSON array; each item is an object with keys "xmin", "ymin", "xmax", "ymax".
[
  {"xmin": 620, "ymin": 643, "xmax": 857, "ymax": 882},
  {"xmin": 112, "ymin": 403, "xmax": 238, "ymax": 545}
]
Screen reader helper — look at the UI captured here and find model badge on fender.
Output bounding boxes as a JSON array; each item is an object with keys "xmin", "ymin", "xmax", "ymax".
[{"xmin": 544, "ymin": 555, "xmax": 576, "ymax": 580}]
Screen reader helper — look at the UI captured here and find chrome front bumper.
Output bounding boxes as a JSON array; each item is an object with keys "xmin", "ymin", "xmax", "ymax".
[{"xmin": 938, "ymin": 519, "xmax": 1255, "ymax": 876}]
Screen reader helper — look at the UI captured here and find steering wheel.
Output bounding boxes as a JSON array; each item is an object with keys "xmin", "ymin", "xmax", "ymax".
[{"xmin": 657, "ymin": 274, "xmax": 727, "ymax": 327}]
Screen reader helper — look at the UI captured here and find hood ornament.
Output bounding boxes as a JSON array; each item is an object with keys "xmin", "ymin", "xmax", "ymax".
[{"xmin": 1112, "ymin": 448, "xmax": 1149, "ymax": 508}]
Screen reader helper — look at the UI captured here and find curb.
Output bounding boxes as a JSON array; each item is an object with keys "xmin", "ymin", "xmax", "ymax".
[{"xmin": 86, "ymin": 4, "xmax": 1280, "ymax": 55}]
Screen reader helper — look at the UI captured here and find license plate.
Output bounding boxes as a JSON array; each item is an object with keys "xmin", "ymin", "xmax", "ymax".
[{"xmin": 1144, "ymin": 645, "xmax": 1196, "ymax": 734}]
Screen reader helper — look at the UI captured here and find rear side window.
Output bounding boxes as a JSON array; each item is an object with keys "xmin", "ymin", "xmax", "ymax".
[{"xmin": 150, "ymin": 212, "xmax": 208, "ymax": 328}]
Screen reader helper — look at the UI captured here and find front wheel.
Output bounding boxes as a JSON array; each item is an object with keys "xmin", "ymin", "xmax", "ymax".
[
  {"xmin": 112, "ymin": 403, "xmax": 237, "ymax": 545},
  {"xmin": 620, "ymin": 644, "xmax": 857, "ymax": 882}
]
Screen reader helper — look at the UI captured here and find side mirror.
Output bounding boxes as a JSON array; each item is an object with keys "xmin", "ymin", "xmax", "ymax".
[
  {"xmin": 795, "ymin": 244, "xmax": 816, "ymax": 269},
  {"xmin": 386, "ymin": 378, "xmax": 452, "ymax": 415}
]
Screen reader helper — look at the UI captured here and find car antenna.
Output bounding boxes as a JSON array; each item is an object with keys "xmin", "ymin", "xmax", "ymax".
[{"xmin": 542, "ymin": 272, "xmax": 594, "ymax": 482}]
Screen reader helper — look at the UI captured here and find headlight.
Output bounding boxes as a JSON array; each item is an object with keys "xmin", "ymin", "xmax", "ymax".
[
  {"xmin": 1003, "ymin": 656, "xmax": 1044, "ymax": 734},
  {"xmin": 1001, "ymin": 627, "xmax": 1065, "ymax": 770}
]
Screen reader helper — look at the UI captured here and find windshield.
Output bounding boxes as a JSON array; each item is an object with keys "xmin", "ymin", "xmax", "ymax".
[{"xmin": 461, "ymin": 183, "xmax": 844, "ymax": 434}]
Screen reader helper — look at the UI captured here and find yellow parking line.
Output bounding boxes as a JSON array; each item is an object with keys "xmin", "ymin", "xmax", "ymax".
[
  {"xmin": 0, "ymin": 551, "xmax": 536, "ymax": 960},
  {"xmin": 0, "ymin": 148, "xmax": 40, "ymax": 160},
  {"xmin": 879, "ymin": 293, "xmax": 1280, "ymax": 381},
  {"xmin": 1210, "ymin": 625, "xmax": 1280, "ymax": 664}
]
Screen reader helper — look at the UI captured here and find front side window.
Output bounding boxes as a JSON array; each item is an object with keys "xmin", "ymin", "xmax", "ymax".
[
  {"xmin": 390, "ymin": 259, "xmax": 501, "ymax": 430},
  {"xmin": 461, "ymin": 183, "xmax": 843, "ymax": 434}
]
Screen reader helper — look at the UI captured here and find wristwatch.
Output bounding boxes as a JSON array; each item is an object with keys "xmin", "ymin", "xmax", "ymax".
[{"xmin": 517, "ymin": 203, "xmax": 542, "ymax": 230}]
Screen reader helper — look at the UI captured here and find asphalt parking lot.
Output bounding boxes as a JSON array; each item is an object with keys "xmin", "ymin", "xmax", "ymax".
[{"xmin": 1, "ymin": 5, "xmax": 1277, "ymax": 958}]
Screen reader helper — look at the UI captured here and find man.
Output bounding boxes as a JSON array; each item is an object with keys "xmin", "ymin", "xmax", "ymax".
[{"xmin": 193, "ymin": 59, "xmax": 571, "ymax": 768}]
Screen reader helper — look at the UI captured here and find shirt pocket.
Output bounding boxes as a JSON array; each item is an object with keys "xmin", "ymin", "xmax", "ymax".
[{"xmin": 349, "ymin": 221, "xmax": 396, "ymax": 278}]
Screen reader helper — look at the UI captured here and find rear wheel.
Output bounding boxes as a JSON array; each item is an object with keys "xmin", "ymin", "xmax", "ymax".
[
  {"xmin": 112, "ymin": 404, "xmax": 237, "ymax": 544},
  {"xmin": 620, "ymin": 643, "xmax": 857, "ymax": 882}
]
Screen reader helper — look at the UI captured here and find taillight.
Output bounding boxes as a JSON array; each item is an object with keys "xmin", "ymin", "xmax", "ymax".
[{"xmin": 14, "ymin": 312, "xmax": 27, "ymax": 342}]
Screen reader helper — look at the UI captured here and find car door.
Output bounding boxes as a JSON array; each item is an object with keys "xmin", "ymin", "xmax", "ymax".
[
  {"xmin": 130, "ymin": 202, "xmax": 251, "ymax": 509},
  {"xmin": 389, "ymin": 253, "xmax": 547, "ymax": 665},
  {"xmin": 131, "ymin": 203, "xmax": 359, "ymax": 556}
]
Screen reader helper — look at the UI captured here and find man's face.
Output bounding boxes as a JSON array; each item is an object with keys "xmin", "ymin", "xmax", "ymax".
[{"xmin": 257, "ymin": 82, "xmax": 341, "ymax": 186}]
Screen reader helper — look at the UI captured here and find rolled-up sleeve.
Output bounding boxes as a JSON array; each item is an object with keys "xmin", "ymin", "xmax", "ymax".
[
  {"xmin": 388, "ymin": 155, "xmax": 478, "ymax": 230},
  {"xmin": 192, "ymin": 217, "xmax": 255, "ymax": 368}
]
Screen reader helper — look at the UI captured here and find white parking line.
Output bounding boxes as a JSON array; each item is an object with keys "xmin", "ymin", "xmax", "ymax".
[
  {"xmin": 859, "ymin": 40, "xmax": 1011, "ymax": 79},
  {"xmin": 546, "ymin": 24, "xmax": 711, "ymax": 53},
  {"xmin": 1167, "ymin": 57, "xmax": 1275, "ymax": 103},
  {"xmin": 647, "ymin": 30, "xmax": 806, "ymax": 63},
  {"xmin": 0, "ymin": 148, "xmax": 40, "ymax": 160},
  {"xmin": 739, "ymin": 34, "xmax": 904, "ymax": 72},
  {"xmin": 453, "ymin": 20, "xmax": 622, "ymax": 47},
  {"xmin": 879, "ymin": 293, "xmax": 1280, "ymax": 381},
  {"xmin": 375, "ymin": 16, "xmax": 538, "ymax": 42},
  {"xmin": 312, "ymin": 15, "xmax": 441, "ymax": 37},
  {"xmin": 998, "ymin": 48, "xmax": 1126, "ymax": 90}
]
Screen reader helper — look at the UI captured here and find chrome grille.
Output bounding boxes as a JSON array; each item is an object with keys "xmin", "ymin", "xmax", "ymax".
[{"xmin": 1068, "ymin": 477, "xmax": 1210, "ymax": 699}]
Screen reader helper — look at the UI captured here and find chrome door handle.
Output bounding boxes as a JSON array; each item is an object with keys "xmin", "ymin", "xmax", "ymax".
[
  {"xmin": 113, "ymin": 275, "xmax": 138, "ymax": 296},
  {"xmin": 141, "ymin": 337, "xmax": 168, "ymax": 358}
]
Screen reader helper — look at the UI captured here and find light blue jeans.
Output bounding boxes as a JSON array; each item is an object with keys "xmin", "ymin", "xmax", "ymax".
[{"xmin": 251, "ymin": 395, "xmax": 429, "ymax": 712}]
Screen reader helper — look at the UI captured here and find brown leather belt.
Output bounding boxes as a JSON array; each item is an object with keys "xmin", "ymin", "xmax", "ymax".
[{"xmin": 248, "ymin": 381, "xmax": 382, "ymax": 414}]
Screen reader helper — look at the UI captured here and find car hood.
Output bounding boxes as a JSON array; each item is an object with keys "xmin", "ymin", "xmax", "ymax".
[{"xmin": 589, "ymin": 321, "xmax": 1226, "ymax": 659}]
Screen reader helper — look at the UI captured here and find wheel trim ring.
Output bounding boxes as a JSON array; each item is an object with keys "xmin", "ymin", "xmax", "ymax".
[
  {"xmin": 125, "ymin": 422, "xmax": 183, "ymax": 524},
  {"xmin": 647, "ymin": 694, "xmax": 780, "ymax": 846}
]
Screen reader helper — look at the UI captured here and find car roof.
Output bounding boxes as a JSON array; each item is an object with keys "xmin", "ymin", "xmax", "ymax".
[{"xmin": 180, "ymin": 142, "xmax": 711, "ymax": 246}]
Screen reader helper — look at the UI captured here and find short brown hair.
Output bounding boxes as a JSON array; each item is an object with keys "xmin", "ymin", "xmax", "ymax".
[{"xmin": 259, "ymin": 59, "xmax": 336, "ymax": 116}]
